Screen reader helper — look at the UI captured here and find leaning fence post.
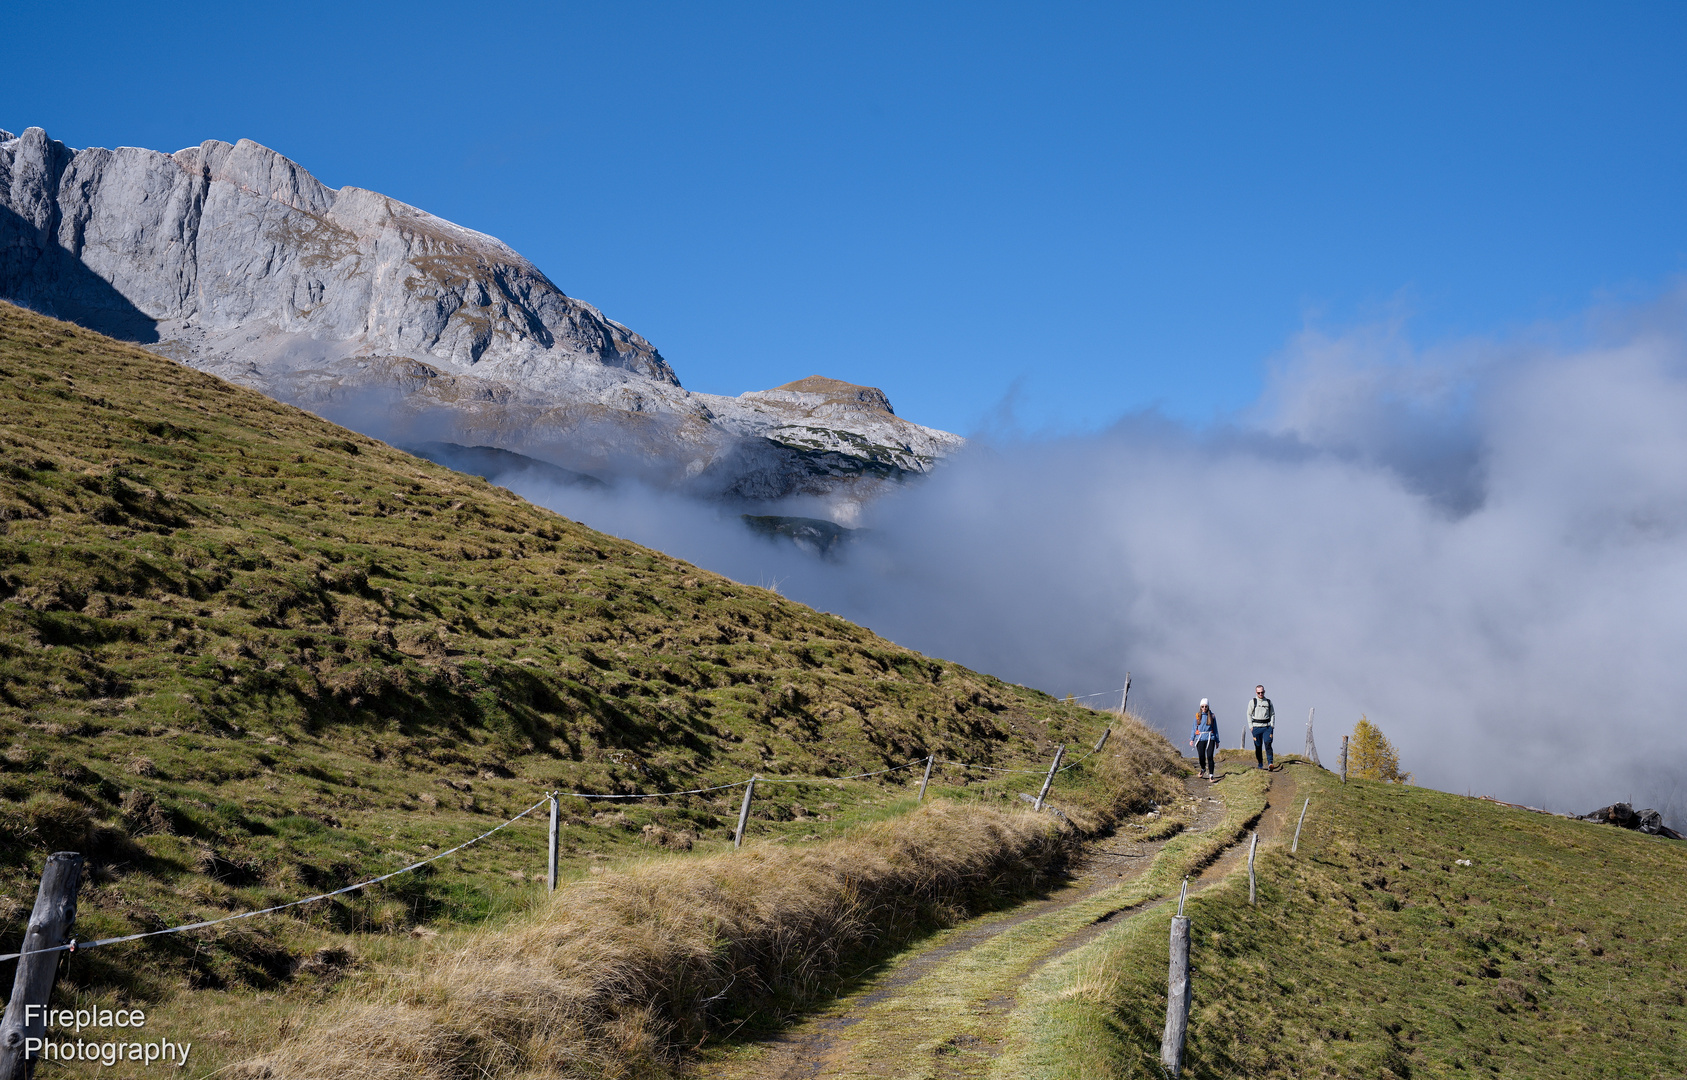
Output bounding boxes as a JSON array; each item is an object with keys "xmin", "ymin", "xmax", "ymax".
[
  {"xmin": 0, "ymin": 851, "xmax": 84, "ymax": 1080},
  {"xmin": 1033, "ymin": 745, "xmax": 1066, "ymax": 811},
  {"xmin": 546, "ymin": 795, "xmax": 560, "ymax": 892},
  {"xmin": 1160, "ymin": 902, "xmax": 1192, "ymax": 1076},
  {"xmin": 918, "ymin": 755, "xmax": 935, "ymax": 802},
  {"xmin": 1291, "ymin": 797, "xmax": 1310, "ymax": 854},
  {"xmin": 733, "ymin": 777, "xmax": 758, "ymax": 849},
  {"xmin": 1247, "ymin": 831, "xmax": 1259, "ymax": 905},
  {"xmin": 1341, "ymin": 735, "xmax": 1349, "ymax": 784},
  {"xmin": 1093, "ymin": 728, "xmax": 1111, "ymax": 754},
  {"xmin": 1118, "ymin": 673, "xmax": 1131, "ymax": 718}
]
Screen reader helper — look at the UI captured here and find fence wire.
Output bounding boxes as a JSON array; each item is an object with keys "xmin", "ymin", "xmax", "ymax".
[{"xmin": 1, "ymin": 725, "xmax": 1113, "ymax": 965}]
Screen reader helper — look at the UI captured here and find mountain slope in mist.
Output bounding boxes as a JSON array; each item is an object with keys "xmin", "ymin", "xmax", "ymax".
[
  {"xmin": 0, "ymin": 299, "xmax": 1096, "ymax": 1001},
  {"xmin": 496, "ymin": 299, "xmax": 1687, "ymax": 829},
  {"xmin": 0, "ymin": 126, "xmax": 959, "ymax": 503}
]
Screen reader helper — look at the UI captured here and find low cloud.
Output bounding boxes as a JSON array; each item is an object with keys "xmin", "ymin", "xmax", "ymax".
[{"xmin": 345, "ymin": 293, "xmax": 1687, "ymax": 825}]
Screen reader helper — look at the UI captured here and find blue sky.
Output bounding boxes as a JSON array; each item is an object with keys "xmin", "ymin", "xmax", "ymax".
[{"xmin": 8, "ymin": 2, "xmax": 1686, "ymax": 434}]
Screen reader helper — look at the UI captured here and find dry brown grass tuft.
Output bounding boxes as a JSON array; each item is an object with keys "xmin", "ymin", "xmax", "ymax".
[
  {"xmin": 238, "ymin": 800, "xmax": 1075, "ymax": 1079},
  {"xmin": 1092, "ymin": 713, "xmax": 1188, "ymax": 815}
]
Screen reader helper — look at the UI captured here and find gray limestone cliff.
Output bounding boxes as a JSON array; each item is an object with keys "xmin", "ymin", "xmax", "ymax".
[{"xmin": 0, "ymin": 126, "xmax": 960, "ymax": 503}]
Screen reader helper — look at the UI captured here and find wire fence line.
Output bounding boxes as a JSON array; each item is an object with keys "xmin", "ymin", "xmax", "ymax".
[
  {"xmin": 547, "ymin": 780, "xmax": 750, "ymax": 799},
  {"xmin": 754, "ymin": 760, "xmax": 928, "ymax": 784},
  {"xmin": 1062, "ymin": 686, "xmax": 1131, "ymax": 702},
  {"xmin": 0, "ymin": 797, "xmax": 554, "ymax": 966},
  {"xmin": 0, "ymin": 729, "xmax": 1115, "ymax": 967}
]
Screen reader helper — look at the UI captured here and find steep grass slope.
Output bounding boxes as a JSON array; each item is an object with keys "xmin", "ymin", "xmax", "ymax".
[
  {"xmin": 0, "ymin": 300, "xmax": 1136, "ymax": 1002},
  {"xmin": 1025, "ymin": 766, "xmax": 1687, "ymax": 1079}
]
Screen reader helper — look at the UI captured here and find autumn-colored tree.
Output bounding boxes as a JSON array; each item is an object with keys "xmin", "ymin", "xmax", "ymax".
[{"xmin": 1350, "ymin": 715, "xmax": 1411, "ymax": 783}]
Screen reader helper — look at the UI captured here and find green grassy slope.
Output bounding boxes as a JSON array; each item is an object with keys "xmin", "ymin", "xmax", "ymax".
[
  {"xmin": 0, "ymin": 301, "xmax": 1128, "ymax": 1000},
  {"xmin": 1028, "ymin": 766, "xmax": 1687, "ymax": 1079}
]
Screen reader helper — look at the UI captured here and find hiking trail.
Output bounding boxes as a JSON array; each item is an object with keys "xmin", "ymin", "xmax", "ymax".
[{"xmin": 693, "ymin": 759, "xmax": 1300, "ymax": 1080}]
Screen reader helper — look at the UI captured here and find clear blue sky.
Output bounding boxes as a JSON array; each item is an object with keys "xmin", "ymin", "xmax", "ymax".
[{"xmin": 6, "ymin": 2, "xmax": 1685, "ymax": 434}]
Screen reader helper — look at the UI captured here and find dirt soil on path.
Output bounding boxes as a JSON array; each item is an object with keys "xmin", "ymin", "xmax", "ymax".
[{"xmin": 694, "ymin": 762, "xmax": 1303, "ymax": 1080}]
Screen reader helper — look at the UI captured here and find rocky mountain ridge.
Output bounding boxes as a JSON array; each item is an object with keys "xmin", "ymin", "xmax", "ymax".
[{"xmin": 0, "ymin": 126, "xmax": 960, "ymax": 502}]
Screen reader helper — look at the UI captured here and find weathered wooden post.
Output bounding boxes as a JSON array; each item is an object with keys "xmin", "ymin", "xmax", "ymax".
[
  {"xmin": 1304, "ymin": 707, "xmax": 1321, "ymax": 767},
  {"xmin": 0, "ymin": 851, "xmax": 84, "ymax": 1080},
  {"xmin": 546, "ymin": 795, "xmax": 560, "ymax": 892},
  {"xmin": 733, "ymin": 777, "xmax": 758, "ymax": 849},
  {"xmin": 1117, "ymin": 673, "xmax": 1131, "ymax": 718},
  {"xmin": 1160, "ymin": 880, "xmax": 1192, "ymax": 1077},
  {"xmin": 1341, "ymin": 735, "xmax": 1349, "ymax": 785},
  {"xmin": 1247, "ymin": 831, "xmax": 1259, "ymax": 905},
  {"xmin": 1291, "ymin": 797, "xmax": 1310, "ymax": 854},
  {"xmin": 1093, "ymin": 728, "xmax": 1112, "ymax": 754},
  {"xmin": 1033, "ymin": 745, "xmax": 1065, "ymax": 811},
  {"xmin": 917, "ymin": 755, "xmax": 935, "ymax": 802}
]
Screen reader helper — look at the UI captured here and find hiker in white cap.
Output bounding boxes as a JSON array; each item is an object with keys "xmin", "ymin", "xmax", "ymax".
[{"xmin": 1189, "ymin": 698, "xmax": 1220, "ymax": 781}]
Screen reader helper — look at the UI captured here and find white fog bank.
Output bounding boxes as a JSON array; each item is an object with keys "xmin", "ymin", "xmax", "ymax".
[{"xmin": 437, "ymin": 295, "xmax": 1687, "ymax": 825}]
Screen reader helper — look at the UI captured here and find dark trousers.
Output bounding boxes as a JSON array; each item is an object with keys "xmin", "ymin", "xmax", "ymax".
[
  {"xmin": 1195, "ymin": 740, "xmax": 1216, "ymax": 773},
  {"xmin": 1252, "ymin": 726, "xmax": 1274, "ymax": 766}
]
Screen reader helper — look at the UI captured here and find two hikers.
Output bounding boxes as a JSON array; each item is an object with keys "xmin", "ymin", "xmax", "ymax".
[
  {"xmin": 1188, "ymin": 698, "xmax": 1219, "ymax": 781},
  {"xmin": 1247, "ymin": 684, "xmax": 1277, "ymax": 771},
  {"xmin": 1189, "ymin": 683, "xmax": 1278, "ymax": 777}
]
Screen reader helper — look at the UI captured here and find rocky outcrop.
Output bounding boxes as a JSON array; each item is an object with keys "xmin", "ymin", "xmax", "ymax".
[
  {"xmin": 741, "ymin": 514, "xmax": 857, "ymax": 558},
  {"xmin": 1581, "ymin": 803, "xmax": 1684, "ymax": 840},
  {"xmin": 0, "ymin": 126, "xmax": 959, "ymax": 503}
]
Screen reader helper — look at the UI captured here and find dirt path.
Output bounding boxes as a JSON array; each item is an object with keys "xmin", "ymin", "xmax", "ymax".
[{"xmin": 695, "ymin": 763, "xmax": 1302, "ymax": 1080}]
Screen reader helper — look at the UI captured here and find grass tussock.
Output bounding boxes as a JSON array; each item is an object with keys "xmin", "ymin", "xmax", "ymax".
[
  {"xmin": 1091, "ymin": 716, "xmax": 1187, "ymax": 821},
  {"xmin": 238, "ymin": 799, "xmax": 1077, "ymax": 1079}
]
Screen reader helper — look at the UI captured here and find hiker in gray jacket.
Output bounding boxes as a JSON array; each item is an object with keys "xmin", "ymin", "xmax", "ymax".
[{"xmin": 1246, "ymin": 684, "xmax": 1277, "ymax": 770}]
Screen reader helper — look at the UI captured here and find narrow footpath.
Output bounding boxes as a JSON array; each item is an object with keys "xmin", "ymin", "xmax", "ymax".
[{"xmin": 694, "ymin": 760, "xmax": 1300, "ymax": 1080}]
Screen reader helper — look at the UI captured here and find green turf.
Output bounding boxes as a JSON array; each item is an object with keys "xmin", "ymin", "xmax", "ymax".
[{"xmin": 1021, "ymin": 767, "xmax": 1687, "ymax": 1079}]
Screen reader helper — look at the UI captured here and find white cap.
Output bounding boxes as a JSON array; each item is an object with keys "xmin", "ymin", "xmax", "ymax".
[{"xmin": 1199, "ymin": 698, "xmax": 1208, "ymax": 706}]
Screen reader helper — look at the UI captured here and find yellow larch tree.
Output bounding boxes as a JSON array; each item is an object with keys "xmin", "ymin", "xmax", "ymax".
[{"xmin": 1350, "ymin": 715, "xmax": 1411, "ymax": 783}]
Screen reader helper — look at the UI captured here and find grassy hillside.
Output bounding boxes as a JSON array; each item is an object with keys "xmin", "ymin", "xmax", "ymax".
[
  {"xmin": 1023, "ymin": 766, "xmax": 1687, "ymax": 1079},
  {"xmin": 0, "ymin": 300, "xmax": 1140, "ymax": 1005}
]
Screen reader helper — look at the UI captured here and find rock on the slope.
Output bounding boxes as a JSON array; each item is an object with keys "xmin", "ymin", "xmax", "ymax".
[
  {"xmin": 740, "ymin": 514, "xmax": 857, "ymax": 558},
  {"xmin": 401, "ymin": 442, "xmax": 607, "ymax": 491},
  {"xmin": 0, "ymin": 127, "xmax": 959, "ymax": 503},
  {"xmin": 1581, "ymin": 803, "xmax": 1685, "ymax": 840}
]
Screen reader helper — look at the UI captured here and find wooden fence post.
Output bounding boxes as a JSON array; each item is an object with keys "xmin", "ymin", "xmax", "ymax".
[
  {"xmin": 1341, "ymin": 735, "xmax": 1349, "ymax": 785},
  {"xmin": 1247, "ymin": 831, "xmax": 1259, "ymax": 905},
  {"xmin": 917, "ymin": 755, "xmax": 935, "ymax": 802},
  {"xmin": 733, "ymin": 777, "xmax": 758, "ymax": 849},
  {"xmin": 546, "ymin": 796, "xmax": 560, "ymax": 892},
  {"xmin": 1291, "ymin": 797, "xmax": 1310, "ymax": 854},
  {"xmin": 1093, "ymin": 728, "xmax": 1111, "ymax": 754},
  {"xmin": 1033, "ymin": 745, "xmax": 1065, "ymax": 811},
  {"xmin": 0, "ymin": 851, "xmax": 84, "ymax": 1080},
  {"xmin": 1118, "ymin": 673, "xmax": 1131, "ymax": 718},
  {"xmin": 1160, "ymin": 911, "xmax": 1192, "ymax": 1076}
]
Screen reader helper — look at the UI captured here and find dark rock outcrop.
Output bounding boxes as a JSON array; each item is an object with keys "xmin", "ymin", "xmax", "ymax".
[{"xmin": 1581, "ymin": 802, "xmax": 1684, "ymax": 840}]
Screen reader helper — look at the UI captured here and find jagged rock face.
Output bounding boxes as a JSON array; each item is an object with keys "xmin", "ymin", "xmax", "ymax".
[
  {"xmin": 0, "ymin": 126, "xmax": 960, "ymax": 503},
  {"xmin": 0, "ymin": 127, "xmax": 671, "ymax": 381}
]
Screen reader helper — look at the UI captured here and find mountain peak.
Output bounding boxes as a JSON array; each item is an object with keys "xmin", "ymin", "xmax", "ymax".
[
  {"xmin": 0, "ymin": 125, "xmax": 960, "ymax": 502},
  {"xmin": 765, "ymin": 376, "xmax": 896, "ymax": 415}
]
